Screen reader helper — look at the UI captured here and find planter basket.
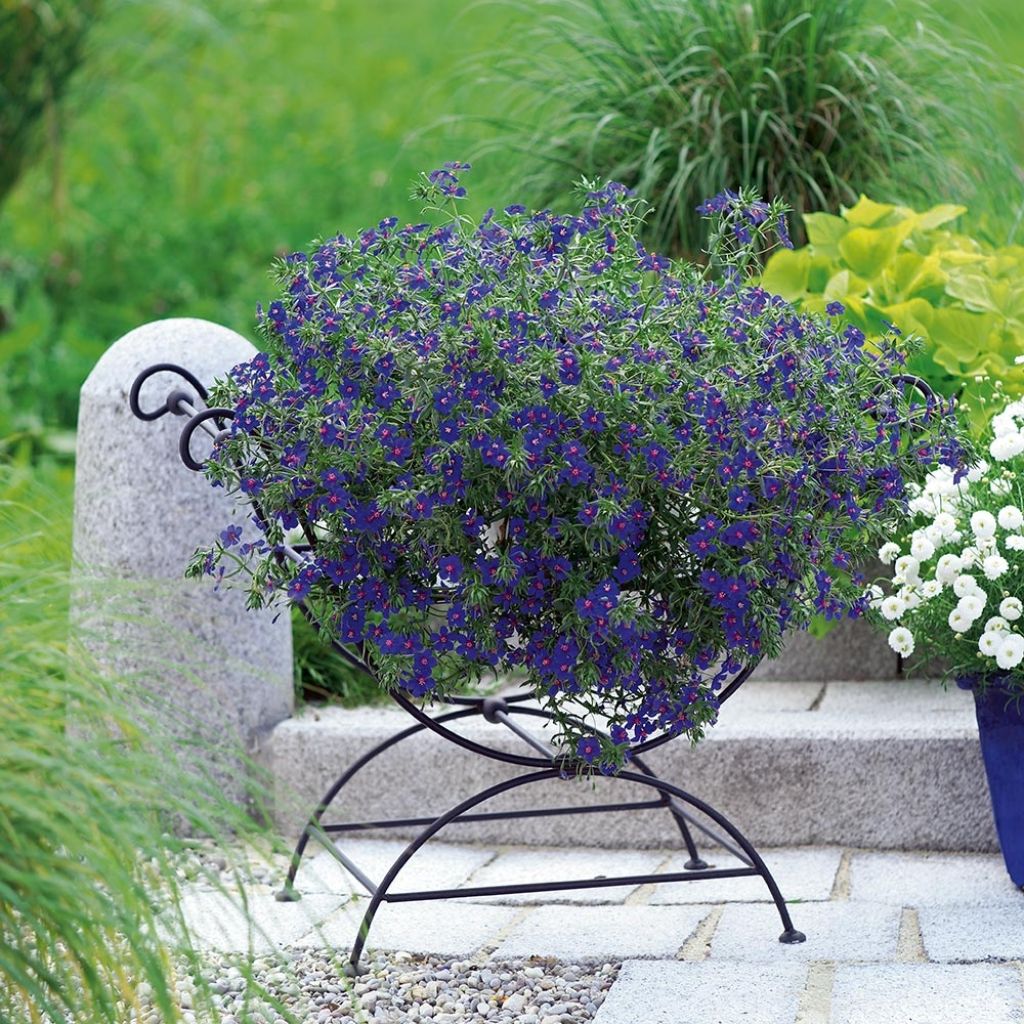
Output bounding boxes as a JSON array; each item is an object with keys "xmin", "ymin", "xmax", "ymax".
[{"xmin": 130, "ymin": 362, "xmax": 807, "ymax": 973}]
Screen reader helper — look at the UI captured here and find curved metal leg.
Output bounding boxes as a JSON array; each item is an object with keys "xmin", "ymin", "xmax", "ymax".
[
  {"xmin": 501, "ymin": 704, "xmax": 710, "ymax": 869},
  {"xmin": 346, "ymin": 768, "xmax": 559, "ymax": 974},
  {"xmin": 616, "ymin": 769, "xmax": 806, "ymax": 945},
  {"xmin": 345, "ymin": 767, "xmax": 804, "ymax": 974},
  {"xmin": 275, "ymin": 704, "xmax": 485, "ymax": 900},
  {"xmin": 630, "ymin": 753, "xmax": 708, "ymax": 870}
]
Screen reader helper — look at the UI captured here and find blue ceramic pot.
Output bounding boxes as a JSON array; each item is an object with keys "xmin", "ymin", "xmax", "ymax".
[{"xmin": 965, "ymin": 680, "xmax": 1024, "ymax": 887}]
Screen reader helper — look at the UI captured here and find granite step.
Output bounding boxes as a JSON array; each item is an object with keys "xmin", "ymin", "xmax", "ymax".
[{"xmin": 259, "ymin": 680, "xmax": 995, "ymax": 853}]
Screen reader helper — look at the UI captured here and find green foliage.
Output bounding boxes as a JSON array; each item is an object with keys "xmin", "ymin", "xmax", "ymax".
[
  {"xmin": 0, "ymin": 0, "xmax": 514, "ymax": 446},
  {"xmin": 762, "ymin": 196, "xmax": 1024, "ymax": 434},
  {"xmin": 0, "ymin": 463, "xmax": 279, "ymax": 1023},
  {"xmin": 475, "ymin": 0, "xmax": 1021, "ymax": 257},
  {"xmin": 0, "ymin": 0, "xmax": 102, "ymax": 206},
  {"xmin": 292, "ymin": 606, "xmax": 384, "ymax": 707}
]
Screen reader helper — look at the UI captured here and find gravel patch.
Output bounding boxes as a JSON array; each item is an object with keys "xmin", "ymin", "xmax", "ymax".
[{"xmin": 131, "ymin": 950, "xmax": 619, "ymax": 1023}]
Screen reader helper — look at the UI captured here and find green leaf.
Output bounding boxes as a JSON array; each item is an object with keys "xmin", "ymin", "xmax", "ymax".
[
  {"xmin": 841, "ymin": 195, "xmax": 896, "ymax": 228},
  {"xmin": 876, "ymin": 298, "xmax": 935, "ymax": 340},
  {"xmin": 803, "ymin": 212, "xmax": 849, "ymax": 256},
  {"xmin": 929, "ymin": 307, "xmax": 1001, "ymax": 371},
  {"xmin": 914, "ymin": 203, "xmax": 967, "ymax": 231},
  {"xmin": 760, "ymin": 248, "xmax": 811, "ymax": 300},
  {"xmin": 822, "ymin": 268, "xmax": 868, "ymax": 302},
  {"xmin": 837, "ymin": 222, "xmax": 915, "ymax": 280}
]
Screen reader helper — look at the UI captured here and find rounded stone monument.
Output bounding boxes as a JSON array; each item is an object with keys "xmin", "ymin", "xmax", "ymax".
[{"xmin": 72, "ymin": 318, "xmax": 293, "ymax": 811}]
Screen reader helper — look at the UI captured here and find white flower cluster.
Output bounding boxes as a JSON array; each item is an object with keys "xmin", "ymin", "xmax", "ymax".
[{"xmin": 871, "ymin": 410, "xmax": 1024, "ymax": 672}]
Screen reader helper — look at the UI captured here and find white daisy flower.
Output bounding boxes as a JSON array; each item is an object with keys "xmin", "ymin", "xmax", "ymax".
[
  {"xmin": 979, "ymin": 631, "xmax": 1004, "ymax": 656},
  {"xmin": 879, "ymin": 596, "xmax": 906, "ymax": 621},
  {"xmin": 878, "ymin": 542, "xmax": 900, "ymax": 565},
  {"xmin": 935, "ymin": 554, "xmax": 962, "ymax": 584},
  {"xmin": 957, "ymin": 593, "xmax": 985, "ymax": 620},
  {"xmin": 960, "ymin": 547, "xmax": 980, "ymax": 568},
  {"xmin": 953, "ymin": 574, "xmax": 980, "ymax": 598},
  {"xmin": 996, "ymin": 633, "xmax": 1024, "ymax": 669},
  {"xmin": 910, "ymin": 534, "xmax": 935, "ymax": 560},
  {"xmin": 983, "ymin": 554, "xmax": 1010, "ymax": 580},
  {"xmin": 1000, "ymin": 597, "xmax": 1023, "ymax": 621},
  {"xmin": 894, "ymin": 556, "xmax": 920, "ymax": 584},
  {"xmin": 1006, "ymin": 535, "xmax": 1024, "ymax": 551},
  {"xmin": 991, "ymin": 478, "xmax": 1013, "ymax": 496},
  {"xmin": 887, "ymin": 627, "xmax": 915, "ymax": 656},
  {"xmin": 933, "ymin": 512, "xmax": 958, "ymax": 538},
  {"xmin": 920, "ymin": 579, "xmax": 943, "ymax": 599},
  {"xmin": 985, "ymin": 616, "xmax": 1010, "ymax": 633},
  {"xmin": 967, "ymin": 460, "xmax": 991, "ymax": 482},
  {"xmin": 971, "ymin": 510, "xmax": 997, "ymax": 539},
  {"xmin": 999, "ymin": 506, "xmax": 1024, "ymax": 530},
  {"xmin": 948, "ymin": 607, "xmax": 972, "ymax": 632},
  {"xmin": 990, "ymin": 433, "xmax": 1024, "ymax": 462},
  {"xmin": 898, "ymin": 587, "xmax": 922, "ymax": 610}
]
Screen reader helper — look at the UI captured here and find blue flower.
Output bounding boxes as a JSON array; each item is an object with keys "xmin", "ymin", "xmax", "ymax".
[{"xmin": 438, "ymin": 554, "xmax": 463, "ymax": 582}]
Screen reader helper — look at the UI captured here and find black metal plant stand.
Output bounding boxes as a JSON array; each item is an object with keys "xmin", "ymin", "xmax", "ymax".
[{"xmin": 130, "ymin": 363, "xmax": 807, "ymax": 974}]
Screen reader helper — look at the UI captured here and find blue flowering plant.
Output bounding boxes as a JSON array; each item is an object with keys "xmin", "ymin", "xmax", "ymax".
[{"xmin": 190, "ymin": 165, "xmax": 964, "ymax": 771}]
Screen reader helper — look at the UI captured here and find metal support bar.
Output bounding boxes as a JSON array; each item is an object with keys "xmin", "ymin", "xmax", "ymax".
[{"xmin": 383, "ymin": 867, "xmax": 759, "ymax": 903}]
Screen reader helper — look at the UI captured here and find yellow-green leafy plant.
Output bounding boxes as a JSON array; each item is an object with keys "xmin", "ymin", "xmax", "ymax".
[{"xmin": 762, "ymin": 196, "xmax": 1024, "ymax": 434}]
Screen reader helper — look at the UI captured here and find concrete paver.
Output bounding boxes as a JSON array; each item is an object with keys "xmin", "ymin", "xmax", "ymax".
[
  {"xmin": 592, "ymin": 960, "xmax": 808, "ymax": 1024},
  {"xmin": 710, "ymin": 902, "xmax": 902, "ymax": 963},
  {"xmin": 918, "ymin": 904, "xmax": 1024, "ymax": 963},
  {"xmin": 492, "ymin": 904, "xmax": 712, "ymax": 960},
  {"xmin": 831, "ymin": 963, "xmax": 1024, "ymax": 1024},
  {"xmin": 650, "ymin": 846, "xmax": 842, "ymax": 904}
]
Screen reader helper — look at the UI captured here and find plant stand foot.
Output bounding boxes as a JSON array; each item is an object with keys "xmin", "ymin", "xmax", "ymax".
[
  {"xmin": 779, "ymin": 929, "xmax": 806, "ymax": 944},
  {"xmin": 275, "ymin": 887, "xmax": 301, "ymax": 903},
  {"xmin": 343, "ymin": 960, "xmax": 367, "ymax": 979},
  {"xmin": 684, "ymin": 857, "xmax": 710, "ymax": 870}
]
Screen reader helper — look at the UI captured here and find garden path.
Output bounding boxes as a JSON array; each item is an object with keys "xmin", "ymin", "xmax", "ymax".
[{"xmin": 176, "ymin": 839, "xmax": 1024, "ymax": 1022}]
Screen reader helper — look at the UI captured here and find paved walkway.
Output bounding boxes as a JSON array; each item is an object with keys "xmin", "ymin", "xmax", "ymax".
[{"xmin": 177, "ymin": 838, "xmax": 1024, "ymax": 1023}]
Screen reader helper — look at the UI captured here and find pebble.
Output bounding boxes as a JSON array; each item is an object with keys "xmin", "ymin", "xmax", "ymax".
[{"xmin": 151, "ymin": 948, "xmax": 618, "ymax": 1023}]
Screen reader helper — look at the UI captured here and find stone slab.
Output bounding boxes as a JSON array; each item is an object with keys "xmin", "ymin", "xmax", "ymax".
[
  {"xmin": 918, "ymin": 904, "xmax": 1024, "ymax": 962},
  {"xmin": 849, "ymin": 852, "xmax": 1024, "ymax": 907},
  {"xmin": 711, "ymin": 902, "xmax": 901, "ymax": 963},
  {"xmin": 261, "ymin": 683, "xmax": 996, "ymax": 851},
  {"xmin": 297, "ymin": 899, "xmax": 518, "ymax": 956},
  {"xmin": 650, "ymin": 847, "xmax": 842, "ymax": 904},
  {"xmin": 815, "ymin": 680, "xmax": 974, "ymax": 718},
  {"xmin": 491, "ymin": 904, "xmax": 711, "ymax": 960},
  {"xmin": 831, "ymin": 963, "xmax": 1024, "ymax": 1024},
  {"xmin": 173, "ymin": 889, "xmax": 345, "ymax": 953},
  {"xmin": 295, "ymin": 838, "xmax": 495, "ymax": 897},
  {"xmin": 593, "ymin": 960, "xmax": 808, "ymax": 1024},
  {"xmin": 454, "ymin": 846, "xmax": 668, "ymax": 904},
  {"xmin": 750, "ymin": 608, "xmax": 899, "ymax": 682}
]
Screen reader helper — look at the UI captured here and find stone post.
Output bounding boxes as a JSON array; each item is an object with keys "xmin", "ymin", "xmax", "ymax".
[{"xmin": 71, "ymin": 318, "xmax": 293, "ymax": 811}]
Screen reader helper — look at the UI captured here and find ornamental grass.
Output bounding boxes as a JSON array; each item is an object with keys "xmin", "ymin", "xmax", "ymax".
[{"xmin": 470, "ymin": 0, "xmax": 1019, "ymax": 255}]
